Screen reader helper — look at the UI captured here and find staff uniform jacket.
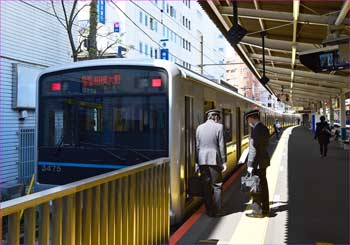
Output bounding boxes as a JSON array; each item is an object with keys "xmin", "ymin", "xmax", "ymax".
[
  {"xmin": 247, "ymin": 122, "xmax": 270, "ymax": 169},
  {"xmin": 315, "ymin": 121, "xmax": 331, "ymax": 144},
  {"xmin": 196, "ymin": 119, "xmax": 226, "ymax": 167}
]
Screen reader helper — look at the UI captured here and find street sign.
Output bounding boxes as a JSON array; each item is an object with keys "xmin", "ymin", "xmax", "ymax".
[
  {"xmin": 98, "ymin": 0, "xmax": 106, "ymax": 24},
  {"xmin": 160, "ymin": 49, "xmax": 169, "ymax": 60},
  {"xmin": 160, "ymin": 39, "xmax": 169, "ymax": 60},
  {"xmin": 114, "ymin": 22, "xmax": 120, "ymax": 32}
]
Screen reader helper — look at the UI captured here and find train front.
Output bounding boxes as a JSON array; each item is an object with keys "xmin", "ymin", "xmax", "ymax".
[{"xmin": 37, "ymin": 64, "xmax": 169, "ymax": 185}]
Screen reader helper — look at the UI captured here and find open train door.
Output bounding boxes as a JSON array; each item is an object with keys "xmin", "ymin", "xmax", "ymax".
[{"xmin": 236, "ymin": 107, "xmax": 241, "ymax": 161}]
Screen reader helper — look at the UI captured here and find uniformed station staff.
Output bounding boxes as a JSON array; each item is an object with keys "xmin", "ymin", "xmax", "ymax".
[
  {"xmin": 195, "ymin": 109, "xmax": 226, "ymax": 217},
  {"xmin": 245, "ymin": 109, "xmax": 271, "ymax": 218}
]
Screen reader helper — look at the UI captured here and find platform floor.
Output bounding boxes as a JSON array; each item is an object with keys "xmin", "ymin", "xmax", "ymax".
[{"xmin": 171, "ymin": 126, "xmax": 349, "ymax": 244}]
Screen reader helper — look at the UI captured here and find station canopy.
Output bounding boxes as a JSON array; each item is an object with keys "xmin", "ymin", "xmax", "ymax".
[{"xmin": 199, "ymin": 0, "xmax": 350, "ymax": 109}]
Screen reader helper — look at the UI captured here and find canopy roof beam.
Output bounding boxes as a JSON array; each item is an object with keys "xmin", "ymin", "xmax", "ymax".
[{"xmin": 218, "ymin": 6, "xmax": 350, "ymax": 26}]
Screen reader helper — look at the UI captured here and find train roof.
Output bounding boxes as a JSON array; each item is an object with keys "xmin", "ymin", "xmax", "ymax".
[{"xmin": 39, "ymin": 58, "xmax": 297, "ymax": 117}]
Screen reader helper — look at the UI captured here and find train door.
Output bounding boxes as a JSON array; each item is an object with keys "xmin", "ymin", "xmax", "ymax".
[
  {"xmin": 235, "ymin": 107, "xmax": 241, "ymax": 160},
  {"xmin": 185, "ymin": 97, "xmax": 195, "ymax": 198}
]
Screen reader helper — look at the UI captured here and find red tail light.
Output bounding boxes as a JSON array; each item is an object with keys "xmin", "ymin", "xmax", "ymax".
[
  {"xmin": 151, "ymin": 78, "xmax": 162, "ymax": 88},
  {"xmin": 51, "ymin": 83, "xmax": 61, "ymax": 91}
]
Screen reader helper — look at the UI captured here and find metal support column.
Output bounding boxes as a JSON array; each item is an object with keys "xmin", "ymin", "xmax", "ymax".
[
  {"xmin": 322, "ymin": 101, "xmax": 327, "ymax": 117},
  {"xmin": 329, "ymin": 98, "xmax": 334, "ymax": 127},
  {"xmin": 339, "ymin": 94, "xmax": 347, "ymax": 140}
]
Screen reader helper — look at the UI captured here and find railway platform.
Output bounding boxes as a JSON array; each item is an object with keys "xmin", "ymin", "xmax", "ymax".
[{"xmin": 170, "ymin": 126, "xmax": 349, "ymax": 244}]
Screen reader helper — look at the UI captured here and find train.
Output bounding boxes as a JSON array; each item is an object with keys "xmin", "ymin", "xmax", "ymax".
[{"xmin": 36, "ymin": 58, "xmax": 299, "ymax": 224}]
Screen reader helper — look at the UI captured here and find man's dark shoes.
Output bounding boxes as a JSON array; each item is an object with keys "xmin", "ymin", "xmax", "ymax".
[
  {"xmin": 215, "ymin": 210, "xmax": 226, "ymax": 217},
  {"xmin": 206, "ymin": 211, "xmax": 215, "ymax": 217}
]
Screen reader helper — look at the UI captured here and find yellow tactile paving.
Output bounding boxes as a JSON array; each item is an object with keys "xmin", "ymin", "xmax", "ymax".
[{"xmin": 219, "ymin": 126, "xmax": 296, "ymax": 244}]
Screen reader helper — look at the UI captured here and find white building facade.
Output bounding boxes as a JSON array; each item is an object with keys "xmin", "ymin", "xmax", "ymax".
[
  {"xmin": 78, "ymin": 0, "xmax": 229, "ymax": 80},
  {"xmin": 0, "ymin": 1, "xmax": 76, "ymax": 186}
]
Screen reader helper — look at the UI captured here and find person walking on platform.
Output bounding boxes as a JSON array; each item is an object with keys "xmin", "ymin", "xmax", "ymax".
[
  {"xmin": 245, "ymin": 110, "xmax": 270, "ymax": 218},
  {"xmin": 273, "ymin": 119, "xmax": 282, "ymax": 140},
  {"xmin": 314, "ymin": 116, "xmax": 331, "ymax": 157},
  {"xmin": 195, "ymin": 109, "xmax": 227, "ymax": 217}
]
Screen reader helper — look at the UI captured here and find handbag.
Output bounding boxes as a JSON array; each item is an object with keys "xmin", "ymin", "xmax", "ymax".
[
  {"xmin": 241, "ymin": 172, "xmax": 261, "ymax": 193},
  {"xmin": 188, "ymin": 174, "xmax": 203, "ymax": 197}
]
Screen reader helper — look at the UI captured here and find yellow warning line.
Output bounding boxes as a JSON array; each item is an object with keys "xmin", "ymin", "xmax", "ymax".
[{"xmin": 219, "ymin": 126, "xmax": 297, "ymax": 244}]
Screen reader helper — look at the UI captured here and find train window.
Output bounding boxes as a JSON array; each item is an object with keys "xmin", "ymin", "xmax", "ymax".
[
  {"xmin": 223, "ymin": 109, "xmax": 232, "ymax": 142},
  {"xmin": 243, "ymin": 111, "xmax": 250, "ymax": 136}
]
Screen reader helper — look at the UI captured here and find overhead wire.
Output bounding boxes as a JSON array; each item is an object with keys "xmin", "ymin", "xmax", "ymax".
[
  {"xmin": 18, "ymin": 0, "xmax": 212, "ymax": 74},
  {"xmin": 129, "ymin": 0, "xmax": 226, "ymax": 70},
  {"xmin": 133, "ymin": 0, "xmax": 228, "ymax": 61}
]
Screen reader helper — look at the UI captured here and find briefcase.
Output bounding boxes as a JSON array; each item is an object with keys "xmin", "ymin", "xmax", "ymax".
[
  {"xmin": 188, "ymin": 175, "xmax": 203, "ymax": 197},
  {"xmin": 241, "ymin": 173, "xmax": 261, "ymax": 193}
]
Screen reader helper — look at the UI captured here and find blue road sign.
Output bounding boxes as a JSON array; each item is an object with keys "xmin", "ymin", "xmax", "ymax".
[
  {"xmin": 98, "ymin": 0, "xmax": 106, "ymax": 24},
  {"xmin": 114, "ymin": 22, "xmax": 120, "ymax": 32},
  {"xmin": 160, "ymin": 48, "xmax": 169, "ymax": 60}
]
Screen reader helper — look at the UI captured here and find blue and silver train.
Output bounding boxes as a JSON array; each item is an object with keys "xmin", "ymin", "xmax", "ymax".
[{"xmin": 36, "ymin": 58, "xmax": 298, "ymax": 224}]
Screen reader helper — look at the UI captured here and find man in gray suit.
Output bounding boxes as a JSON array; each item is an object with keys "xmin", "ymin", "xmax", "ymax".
[{"xmin": 196, "ymin": 109, "xmax": 227, "ymax": 217}]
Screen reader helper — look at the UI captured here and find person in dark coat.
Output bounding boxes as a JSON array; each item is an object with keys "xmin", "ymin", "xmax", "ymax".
[
  {"xmin": 195, "ymin": 109, "xmax": 226, "ymax": 217},
  {"xmin": 314, "ymin": 116, "xmax": 331, "ymax": 157},
  {"xmin": 245, "ymin": 109, "xmax": 270, "ymax": 218}
]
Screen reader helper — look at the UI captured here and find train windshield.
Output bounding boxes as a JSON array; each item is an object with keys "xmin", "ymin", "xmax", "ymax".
[{"xmin": 38, "ymin": 66, "xmax": 168, "ymax": 183}]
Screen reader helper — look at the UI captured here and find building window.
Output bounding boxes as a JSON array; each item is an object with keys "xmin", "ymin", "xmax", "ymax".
[
  {"xmin": 139, "ymin": 42, "xmax": 143, "ymax": 54},
  {"xmin": 150, "ymin": 47, "xmax": 153, "ymax": 58},
  {"xmin": 219, "ymin": 47, "xmax": 224, "ymax": 52},
  {"xmin": 167, "ymin": 28, "xmax": 169, "ymax": 38},
  {"xmin": 183, "ymin": 39, "xmax": 185, "ymax": 48},
  {"xmin": 185, "ymin": 18, "xmax": 188, "ymax": 28},
  {"xmin": 162, "ymin": 25, "xmax": 166, "ymax": 36},
  {"xmin": 155, "ymin": 49, "xmax": 158, "ymax": 59},
  {"xmin": 154, "ymin": 21, "xmax": 158, "ymax": 32},
  {"xmin": 145, "ymin": 15, "xmax": 148, "ymax": 27},
  {"xmin": 150, "ymin": 17, "xmax": 154, "ymax": 30},
  {"xmin": 185, "ymin": 40, "xmax": 188, "ymax": 50},
  {"xmin": 166, "ymin": 3, "xmax": 169, "ymax": 13},
  {"xmin": 170, "ymin": 6, "xmax": 175, "ymax": 17},
  {"xmin": 139, "ymin": 11, "xmax": 143, "ymax": 24},
  {"xmin": 188, "ymin": 20, "xmax": 191, "ymax": 30},
  {"xmin": 189, "ymin": 42, "xmax": 191, "ymax": 52},
  {"xmin": 145, "ymin": 44, "xmax": 148, "ymax": 56},
  {"xmin": 182, "ymin": 16, "xmax": 185, "ymax": 26}
]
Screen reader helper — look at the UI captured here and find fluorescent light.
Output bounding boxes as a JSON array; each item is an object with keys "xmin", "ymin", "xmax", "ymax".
[
  {"xmin": 293, "ymin": 0, "xmax": 300, "ymax": 21},
  {"xmin": 292, "ymin": 46, "xmax": 296, "ymax": 66}
]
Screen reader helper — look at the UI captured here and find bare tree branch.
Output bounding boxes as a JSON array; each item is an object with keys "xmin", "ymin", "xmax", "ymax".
[
  {"xmin": 60, "ymin": 0, "xmax": 69, "ymax": 28},
  {"xmin": 50, "ymin": 0, "xmax": 67, "ymax": 30},
  {"xmin": 72, "ymin": 3, "xmax": 89, "ymax": 23},
  {"xmin": 68, "ymin": 0, "xmax": 79, "ymax": 29},
  {"xmin": 98, "ymin": 39, "xmax": 121, "ymax": 57}
]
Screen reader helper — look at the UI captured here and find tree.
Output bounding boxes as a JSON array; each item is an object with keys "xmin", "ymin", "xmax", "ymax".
[
  {"xmin": 50, "ymin": 0, "xmax": 87, "ymax": 61},
  {"xmin": 51, "ymin": 0, "xmax": 134, "ymax": 61}
]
